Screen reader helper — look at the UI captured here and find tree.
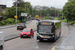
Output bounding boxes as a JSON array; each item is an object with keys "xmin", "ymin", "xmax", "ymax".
[
  {"xmin": 63, "ymin": 0, "xmax": 75, "ymax": 21},
  {"xmin": 13, "ymin": 1, "xmax": 32, "ymax": 16},
  {"xmin": 3, "ymin": 7, "xmax": 26, "ymax": 21},
  {"xmin": 25, "ymin": 2, "xmax": 32, "ymax": 16},
  {"xmin": 13, "ymin": 0, "xmax": 25, "ymax": 8},
  {"xmin": 32, "ymin": 6, "xmax": 62, "ymax": 17},
  {"xmin": 68, "ymin": 0, "xmax": 72, "ymax": 2}
]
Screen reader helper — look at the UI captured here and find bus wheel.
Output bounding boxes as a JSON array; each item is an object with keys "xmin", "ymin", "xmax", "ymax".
[
  {"xmin": 53, "ymin": 36, "xmax": 56, "ymax": 42},
  {"xmin": 59, "ymin": 34, "xmax": 61, "ymax": 38},
  {"xmin": 39, "ymin": 39, "xmax": 43, "ymax": 42}
]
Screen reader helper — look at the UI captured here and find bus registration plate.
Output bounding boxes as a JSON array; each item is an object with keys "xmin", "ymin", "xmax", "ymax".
[{"xmin": 43, "ymin": 39, "xmax": 48, "ymax": 40}]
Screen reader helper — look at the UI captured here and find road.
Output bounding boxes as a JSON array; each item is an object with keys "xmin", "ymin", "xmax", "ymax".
[
  {"xmin": 1, "ymin": 22, "xmax": 67, "ymax": 50},
  {"xmin": 0, "ymin": 20, "xmax": 37, "ymax": 37},
  {"xmin": 54, "ymin": 24, "xmax": 75, "ymax": 50}
]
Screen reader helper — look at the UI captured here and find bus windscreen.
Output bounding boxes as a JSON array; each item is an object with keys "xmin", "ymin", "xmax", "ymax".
[{"xmin": 38, "ymin": 25, "xmax": 53, "ymax": 34}]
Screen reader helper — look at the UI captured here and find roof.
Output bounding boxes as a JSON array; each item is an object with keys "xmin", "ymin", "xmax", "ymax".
[{"xmin": 40, "ymin": 20, "xmax": 60, "ymax": 23}]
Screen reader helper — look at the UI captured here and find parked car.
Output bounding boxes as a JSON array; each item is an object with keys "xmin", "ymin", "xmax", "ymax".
[
  {"xmin": 20, "ymin": 28, "xmax": 34, "ymax": 38},
  {"xmin": 17, "ymin": 24, "xmax": 26, "ymax": 30},
  {"xmin": 0, "ymin": 31, "xmax": 4, "ymax": 49}
]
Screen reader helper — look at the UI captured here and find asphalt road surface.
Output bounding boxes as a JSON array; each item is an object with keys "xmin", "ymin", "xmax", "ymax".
[
  {"xmin": 54, "ymin": 24, "xmax": 75, "ymax": 50},
  {"xmin": 0, "ymin": 20, "xmax": 37, "ymax": 37},
  {"xmin": 1, "ymin": 22, "xmax": 68, "ymax": 50}
]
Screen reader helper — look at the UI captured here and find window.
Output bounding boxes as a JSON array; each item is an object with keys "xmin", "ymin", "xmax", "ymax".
[
  {"xmin": 22, "ymin": 29, "xmax": 30, "ymax": 32},
  {"xmin": 38, "ymin": 25, "xmax": 53, "ymax": 34}
]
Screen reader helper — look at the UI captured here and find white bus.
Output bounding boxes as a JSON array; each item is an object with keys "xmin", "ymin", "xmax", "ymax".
[{"xmin": 37, "ymin": 20, "xmax": 61, "ymax": 41}]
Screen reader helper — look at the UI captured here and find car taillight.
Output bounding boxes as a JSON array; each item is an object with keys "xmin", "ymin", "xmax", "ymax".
[
  {"xmin": 22, "ymin": 26, "xmax": 24, "ymax": 27},
  {"xmin": 51, "ymin": 32, "xmax": 54, "ymax": 33}
]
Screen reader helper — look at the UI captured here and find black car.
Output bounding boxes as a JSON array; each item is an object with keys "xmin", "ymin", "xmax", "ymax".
[{"xmin": 17, "ymin": 24, "xmax": 26, "ymax": 30}]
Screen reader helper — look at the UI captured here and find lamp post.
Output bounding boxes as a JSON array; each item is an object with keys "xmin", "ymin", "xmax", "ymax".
[
  {"xmin": 55, "ymin": 9, "xmax": 56, "ymax": 17},
  {"xmin": 15, "ymin": 0, "xmax": 17, "ymax": 24}
]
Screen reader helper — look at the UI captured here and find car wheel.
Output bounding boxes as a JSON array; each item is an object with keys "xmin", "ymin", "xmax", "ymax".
[
  {"xmin": 29, "ymin": 35, "xmax": 31, "ymax": 38},
  {"xmin": 17, "ymin": 28, "xmax": 18, "ymax": 30},
  {"xmin": 59, "ymin": 33, "xmax": 61, "ymax": 38},
  {"xmin": 21, "ymin": 36, "xmax": 23, "ymax": 38},
  {"xmin": 29, "ymin": 35, "xmax": 32, "ymax": 38},
  {"xmin": 53, "ymin": 35, "xmax": 57, "ymax": 42}
]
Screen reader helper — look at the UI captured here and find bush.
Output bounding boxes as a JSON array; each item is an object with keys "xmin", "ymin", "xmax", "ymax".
[
  {"xmin": 54, "ymin": 17, "xmax": 59, "ymax": 20},
  {"xmin": 61, "ymin": 19, "xmax": 67, "ymax": 22},
  {"xmin": 17, "ymin": 20, "xmax": 21, "ymax": 23},
  {"xmin": 0, "ymin": 18, "xmax": 21, "ymax": 26},
  {"xmin": 68, "ymin": 21, "xmax": 74, "ymax": 25}
]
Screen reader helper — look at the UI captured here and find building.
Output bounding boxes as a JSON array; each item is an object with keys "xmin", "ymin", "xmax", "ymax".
[
  {"xmin": 0, "ymin": 5, "xmax": 6, "ymax": 21},
  {"xmin": 34, "ymin": 5, "xmax": 48, "ymax": 10}
]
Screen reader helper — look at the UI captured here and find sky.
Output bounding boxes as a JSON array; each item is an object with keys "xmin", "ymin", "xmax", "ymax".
[{"xmin": 0, "ymin": 0, "xmax": 68, "ymax": 9}]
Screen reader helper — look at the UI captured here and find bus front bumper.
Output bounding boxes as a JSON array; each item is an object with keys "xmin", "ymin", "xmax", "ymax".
[{"xmin": 37, "ymin": 36, "xmax": 55, "ymax": 40}]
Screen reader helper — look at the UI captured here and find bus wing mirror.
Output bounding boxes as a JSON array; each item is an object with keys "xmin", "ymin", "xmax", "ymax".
[
  {"xmin": 36, "ymin": 26, "xmax": 37, "ymax": 28},
  {"xmin": 55, "ymin": 26, "xmax": 57, "ymax": 28}
]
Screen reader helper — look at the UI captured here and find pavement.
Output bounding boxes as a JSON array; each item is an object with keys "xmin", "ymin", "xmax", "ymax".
[{"xmin": 54, "ymin": 23, "xmax": 75, "ymax": 50}]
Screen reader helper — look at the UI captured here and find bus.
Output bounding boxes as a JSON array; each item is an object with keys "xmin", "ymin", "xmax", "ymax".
[
  {"xmin": 37, "ymin": 20, "xmax": 61, "ymax": 41},
  {"xmin": 35, "ymin": 15, "xmax": 39, "ymax": 19}
]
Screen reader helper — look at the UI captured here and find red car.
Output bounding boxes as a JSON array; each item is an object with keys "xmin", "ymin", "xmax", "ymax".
[{"xmin": 20, "ymin": 28, "xmax": 34, "ymax": 38}]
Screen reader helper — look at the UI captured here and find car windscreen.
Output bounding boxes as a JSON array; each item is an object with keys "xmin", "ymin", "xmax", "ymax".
[
  {"xmin": 38, "ymin": 25, "xmax": 53, "ymax": 34},
  {"xmin": 22, "ymin": 29, "xmax": 30, "ymax": 32}
]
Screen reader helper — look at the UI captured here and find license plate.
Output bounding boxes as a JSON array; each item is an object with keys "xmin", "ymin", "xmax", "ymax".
[
  {"xmin": 19, "ymin": 27, "xmax": 21, "ymax": 28},
  {"xmin": 23, "ymin": 35, "xmax": 26, "ymax": 36},
  {"xmin": 43, "ymin": 39, "xmax": 48, "ymax": 40}
]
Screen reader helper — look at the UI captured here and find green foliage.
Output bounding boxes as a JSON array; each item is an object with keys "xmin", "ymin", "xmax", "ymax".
[
  {"xmin": 55, "ymin": 22, "xmax": 61, "ymax": 28},
  {"xmin": 0, "ymin": 18, "xmax": 21, "ymax": 26},
  {"xmin": 68, "ymin": 0, "xmax": 72, "ymax": 2},
  {"xmin": 45, "ymin": 17, "xmax": 51, "ymax": 19},
  {"xmin": 39, "ymin": 17, "xmax": 42, "ymax": 19},
  {"xmin": 13, "ymin": 0, "xmax": 25, "ymax": 8},
  {"xmin": 54, "ymin": 17, "xmax": 59, "ymax": 20},
  {"xmin": 4, "ymin": 2, "xmax": 32, "ymax": 21},
  {"xmin": 25, "ymin": 2, "xmax": 33, "ymax": 16},
  {"xmin": 32, "ymin": 7, "xmax": 62, "ymax": 17},
  {"xmin": 17, "ymin": 20, "xmax": 21, "ymax": 23},
  {"xmin": 63, "ymin": 0, "xmax": 75, "ymax": 21},
  {"xmin": 3, "ymin": 7, "xmax": 26, "ymax": 20},
  {"xmin": 61, "ymin": 19, "xmax": 67, "ymax": 22},
  {"xmin": 68, "ymin": 21, "xmax": 74, "ymax": 24}
]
